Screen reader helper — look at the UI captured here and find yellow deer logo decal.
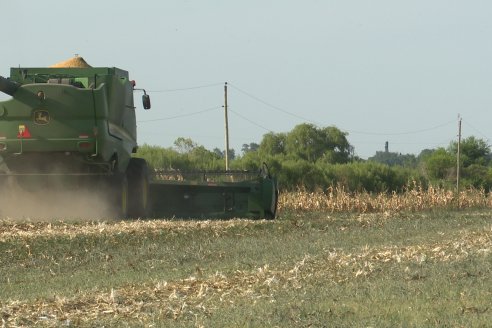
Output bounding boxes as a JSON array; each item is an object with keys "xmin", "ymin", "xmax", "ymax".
[{"xmin": 34, "ymin": 110, "xmax": 50, "ymax": 125}]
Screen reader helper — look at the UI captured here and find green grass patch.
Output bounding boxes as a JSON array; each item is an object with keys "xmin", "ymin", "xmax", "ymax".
[{"xmin": 1, "ymin": 209, "xmax": 491, "ymax": 326}]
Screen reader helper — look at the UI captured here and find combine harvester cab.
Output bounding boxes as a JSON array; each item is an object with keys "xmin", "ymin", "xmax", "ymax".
[
  {"xmin": 0, "ymin": 57, "xmax": 278, "ymax": 220},
  {"xmin": 0, "ymin": 56, "xmax": 151, "ymax": 218}
]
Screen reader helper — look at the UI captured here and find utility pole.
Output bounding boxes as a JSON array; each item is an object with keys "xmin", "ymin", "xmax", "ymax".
[
  {"xmin": 456, "ymin": 115, "xmax": 462, "ymax": 202},
  {"xmin": 224, "ymin": 82, "xmax": 230, "ymax": 171}
]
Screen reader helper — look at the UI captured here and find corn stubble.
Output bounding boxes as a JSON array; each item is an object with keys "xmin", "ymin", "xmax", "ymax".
[{"xmin": 1, "ymin": 186, "xmax": 492, "ymax": 326}]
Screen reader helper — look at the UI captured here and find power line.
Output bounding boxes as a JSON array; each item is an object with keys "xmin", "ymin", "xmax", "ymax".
[
  {"xmin": 228, "ymin": 108, "xmax": 273, "ymax": 132},
  {"xmin": 227, "ymin": 83, "xmax": 318, "ymax": 124},
  {"xmin": 137, "ymin": 106, "xmax": 221, "ymax": 122},
  {"xmin": 345, "ymin": 119, "xmax": 456, "ymax": 136},
  {"xmin": 228, "ymin": 82, "xmax": 457, "ymax": 138},
  {"xmin": 148, "ymin": 83, "xmax": 223, "ymax": 93},
  {"xmin": 462, "ymin": 119, "xmax": 490, "ymax": 142},
  {"xmin": 142, "ymin": 81, "xmax": 463, "ymax": 153}
]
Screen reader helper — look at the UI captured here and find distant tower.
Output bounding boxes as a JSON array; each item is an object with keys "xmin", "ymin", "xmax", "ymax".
[{"xmin": 385, "ymin": 141, "xmax": 389, "ymax": 153}]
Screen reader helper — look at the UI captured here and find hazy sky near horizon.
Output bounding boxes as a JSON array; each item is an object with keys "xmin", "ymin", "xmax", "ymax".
[{"xmin": 2, "ymin": 1, "xmax": 491, "ymax": 159}]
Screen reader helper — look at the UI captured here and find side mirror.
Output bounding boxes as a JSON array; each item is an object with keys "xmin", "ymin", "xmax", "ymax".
[{"xmin": 142, "ymin": 94, "xmax": 151, "ymax": 110}]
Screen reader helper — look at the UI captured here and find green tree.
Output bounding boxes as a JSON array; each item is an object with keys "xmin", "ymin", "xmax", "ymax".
[
  {"xmin": 213, "ymin": 148, "xmax": 236, "ymax": 161},
  {"xmin": 138, "ymin": 138, "xmax": 228, "ymax": 171},
  {"xmin": 462, "ymin": 164, "xmax": 492, "ymax": 189},
  {"xmin": 241, "ymin": 142, "xmax": 260, "ymax": 154},
  {"xmin": 135, "ymin": 144, "xmax": 188, "ymax": 169},
  {"xmin": 284, "ymin": 124, "xmax": 351, "ymax": 163},
  {"xmin": 173, "ymin": 137, "xmax": 198, "ymax": 154},
  {"xmin": 231, "ymin": 150, "xmax": 261, "ymax": 171},
  {"xmin": 259, "ymin": 132, "xmax": 286, "ymax": 157},
  {"xmin": 188, "ymin": 146, "xmax": 223, "ymax": 170},
  {"xmin": 369, "ymin": 151, "xmax": 417, "ymax": 168},
  {"xmin": 285, "ymin": 124, "xmax": 323, "ymax": 162},
  {"xmin": 421, "ymin": 148, "xmax": 455, "ymax": 181},
  {"xmin": 277, "ymin": 159, "xmax": 323, "ymax": 190},
  {"xmin": 319, "ymin": 126, "xmax": 352, "ymax": 164},
  {"xmin": 448, "ymin": 136, "xmax": 490, "ymax": 167}
]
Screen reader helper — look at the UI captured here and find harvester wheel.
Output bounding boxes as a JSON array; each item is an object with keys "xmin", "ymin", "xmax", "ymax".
[
  {"xmin": 265, "ymin": 188, "xmax": 279, "ymax": 220},
  {"xmin": 111, "ymin": 173, "xmax": 129, "ymax": 219},
  {"xmin": 127, "ymin": 158, "xmax": 150, "ymax": 218}
]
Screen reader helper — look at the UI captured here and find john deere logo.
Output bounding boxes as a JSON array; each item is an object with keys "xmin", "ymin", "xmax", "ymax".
[{"xmin": 34, "ymin": 110, "xmax": 50, "ymax": 125}]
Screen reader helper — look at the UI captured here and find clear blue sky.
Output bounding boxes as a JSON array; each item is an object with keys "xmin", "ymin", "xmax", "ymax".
[{"xmin": 2, "ymin": 0, "xmax": 491, "ymax": 159}]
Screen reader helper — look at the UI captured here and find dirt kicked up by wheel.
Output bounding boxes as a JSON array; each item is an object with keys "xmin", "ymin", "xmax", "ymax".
[
  {"xmin": 111, "ymin": 173, "xmax": 129, "ymax": 219},
  {"xmin": 127, "ymin": 158, "xmax": 150, "ymax": 218}
]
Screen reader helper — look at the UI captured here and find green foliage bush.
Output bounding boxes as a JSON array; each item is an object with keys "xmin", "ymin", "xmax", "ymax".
[
  {"xmin": 135, "ymin": 127, "xmax": 492, "ymax": 193},
  {"xmin": 234, "ymin": 156, "xmax": 424, "ymax": 193},
  {"xmin": 135, "ymin": 143, "xmax": 224, "ymax": 171}
]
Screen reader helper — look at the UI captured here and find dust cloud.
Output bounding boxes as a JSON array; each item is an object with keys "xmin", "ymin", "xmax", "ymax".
[
  {"xmin": 0, "ymin": 154, "xmax": 124, "ymax": 221},
  {"xmin": 0, "ymin": 186, "xmax": 116, "ymax": 221}
]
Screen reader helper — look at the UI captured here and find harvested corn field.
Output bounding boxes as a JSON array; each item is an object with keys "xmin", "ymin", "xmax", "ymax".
[{"xmin": 1, "ymin": 207, "xmax": 492, "ymax": 327}]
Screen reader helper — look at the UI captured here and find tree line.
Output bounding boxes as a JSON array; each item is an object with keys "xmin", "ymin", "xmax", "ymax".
[{"xmin": 136, "ymin": 123, "xmax": 492, "ymax": 192}]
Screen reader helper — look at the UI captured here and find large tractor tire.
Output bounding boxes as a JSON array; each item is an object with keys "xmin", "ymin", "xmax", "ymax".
[
  {"xmin": 116, "ymin": 173, "xmax": 129, "ymax": 219},
  {"xmin": 127, "ymin": 158, "xmax": 150, "ymax": 218},
  {"xmin": 265, "ymin": 188, "xmax": 279, "ymax": 220}
]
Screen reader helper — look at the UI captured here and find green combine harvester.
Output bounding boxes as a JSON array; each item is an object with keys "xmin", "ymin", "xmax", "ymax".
[{"xmin": 0, "ymin": 57, "xmax": 277, "ymax": 219}]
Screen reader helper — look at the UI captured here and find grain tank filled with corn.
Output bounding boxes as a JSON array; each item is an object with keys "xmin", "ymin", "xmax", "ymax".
[{"xmin": 0, "ymin": 57, "xmax": 277, "ymax": 219}]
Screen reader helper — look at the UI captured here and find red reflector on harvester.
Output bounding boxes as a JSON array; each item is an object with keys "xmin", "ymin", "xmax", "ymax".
[
  {"xmin": 17, "ymin": 125, "xmax": 32, "ymax": 138},
  {"xmin": 78, "ymin": 142, "xmax": 92, "ymax": 149}
]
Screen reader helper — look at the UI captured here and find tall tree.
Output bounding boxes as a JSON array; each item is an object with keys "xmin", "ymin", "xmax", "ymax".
[
  {"xmin": 173, "ymin": 137, "xmax": 197, "ymax": 154},
  {"xmin": 284, "ymin": 123, "xmax": 351, "ymax": 163},
  {"xmin": 448, "ymin": 136, "xmax": 490, "ymax": 167},
  {"xmin": 369, "ymin": 151, "xmax": 417, "ymax": 168},
  {"xmin": 320, "ymin": 126, "xmax": 352, "ymax": 164},
  {"xmin": 421, "ymin": 148, "xmax": 455, "ymax": 180},
  {"xmin": 259, "ymin": 132, "xmax": 286, "ymax": 157},
  {"xmin": 241, "ymin": 142, "xmax": 260, "ymax": 154}
]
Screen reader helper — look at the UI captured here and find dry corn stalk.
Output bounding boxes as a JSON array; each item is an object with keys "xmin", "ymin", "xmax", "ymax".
[{"xmin": 278, "ymin": 184, "xmax": 492, "ymax": 213}]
